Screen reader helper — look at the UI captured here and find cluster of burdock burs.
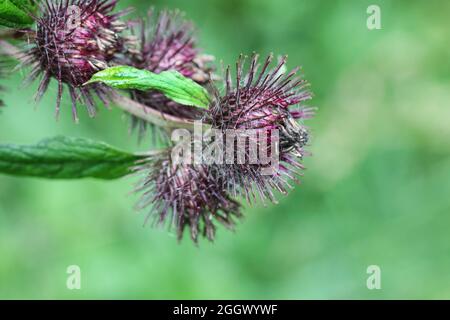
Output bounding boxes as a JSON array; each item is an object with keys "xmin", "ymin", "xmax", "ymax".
[{"xmin": 1, "ymin": 0, "xmax": 314, "ymax": 243}]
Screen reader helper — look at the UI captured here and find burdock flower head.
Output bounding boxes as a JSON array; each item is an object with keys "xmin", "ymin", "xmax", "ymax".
[
  {"xmin": 208, "ymin": 53, "xmax": 314, "ymax": 203},
  {"xmin": 25, "ymin": 0, "xmax": 129, "ymax": 120},
  {"xmin": 134, "ymin": 150, "xmax": 242, "ymax": 243},
  {"xmin": 125, "ymin": 10, "xmax": 214, "ymax": 138}
]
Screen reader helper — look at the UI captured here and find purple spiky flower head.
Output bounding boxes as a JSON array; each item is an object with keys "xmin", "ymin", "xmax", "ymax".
[
  {"xmin": 25, "ymin": 0, "xmax": 129, "ymax": 120},
  {"xmin": 125, "ymin": 10, "xmax": 214, "ymax": 139},
  {"xmin": 134, "ymin": 150, "xmax": 242, "ymax": 243},
  {"xmin": 208, "ymin": 53, "xmax": 314, "ymax": 203}
]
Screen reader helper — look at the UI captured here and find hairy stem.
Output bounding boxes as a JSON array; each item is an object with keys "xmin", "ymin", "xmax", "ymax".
[
  {"xmin": 0, "ymin": 29, "xmax": 33, "ymax": 40},
  {"xmin": 0, "ymin": 40, "xmax": 209, "ymax": 130},
  {"xmin": 110, "ymin": 92, "xmax": 206, "ymax": 130}
]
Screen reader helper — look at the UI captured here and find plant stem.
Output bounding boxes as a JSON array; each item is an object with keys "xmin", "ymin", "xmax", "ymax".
[
  {"xmin": 110, "ymin": 92, "xmax": 206, "ymax": 130},
  {"xmin": 0, "ymin": 40, "xmax": 210, "ymax": 131},
  {"xmin": 0, "ymin": 29, "xmax": 32, "ymax": 40}
]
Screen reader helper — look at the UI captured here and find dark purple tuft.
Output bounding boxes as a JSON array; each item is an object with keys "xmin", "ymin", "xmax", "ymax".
[
  {"xmin": 24, "ymin": 0, "xmax": 129, "ymax": 121},
  {"xmin": 134, "ymin": 150, "xmax": 242, "ymax": 243},
  {"xmin": 125, "ymin": 10, "xmax": 214, "ymax": 140},
  {"xmin": 208, "ymin": 53, "xmax": 314, "ymax": 203}
]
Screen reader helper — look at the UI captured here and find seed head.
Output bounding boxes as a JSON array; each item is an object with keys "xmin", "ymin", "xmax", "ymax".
[
  {"xmin": 134, "ymin": 150, "xmax": 242, "ymax": 243},
  {"xmin": 125, "ymin": 10, "xmax": 214, "ymax": 139},
  {"xmin": 25, "ymin": 0, "xmax": 129, "ymax": 121},
  {"xmin": 208, "ymin": 54, "xmax": 315, "ymax": 203}
]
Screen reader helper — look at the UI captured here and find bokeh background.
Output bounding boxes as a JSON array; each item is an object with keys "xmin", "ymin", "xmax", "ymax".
[{"xmin": 1, "ymin": 0, "xmax": 450, "ymax": 299}]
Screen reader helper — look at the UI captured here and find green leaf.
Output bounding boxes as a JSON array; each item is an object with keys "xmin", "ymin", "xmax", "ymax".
[
  {"xmin": 0, "ymin": 0, "xmax": 36, "ymax": 28},
  {"xmin": 86, "ymin": 66, "xmax": 211, "ymax": 109},
  {"xmin": 0, "ymin": 136, "xmax": 145, "ymax": 180}
]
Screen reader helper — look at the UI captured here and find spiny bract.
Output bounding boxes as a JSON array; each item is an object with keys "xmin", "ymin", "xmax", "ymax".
[
  {"xmin": 208, "ymin": 53, "xmax": 315, "ymax": 204},
  {"xmin": 134, "ymin": 150, "xmax": 242, "ymax": 243},
  {"xmin": 125, "ymin": 9, "xmax": 214, "ymax": 140},
  {"xmin": 25, "ymin": 0, "xmax": 129, "ymax": 121}
]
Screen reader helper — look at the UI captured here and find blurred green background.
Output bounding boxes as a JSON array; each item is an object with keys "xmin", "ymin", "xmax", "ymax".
[{"xmin": 1, "ymin": 0, "xmax": 450, "ymax": 299}]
